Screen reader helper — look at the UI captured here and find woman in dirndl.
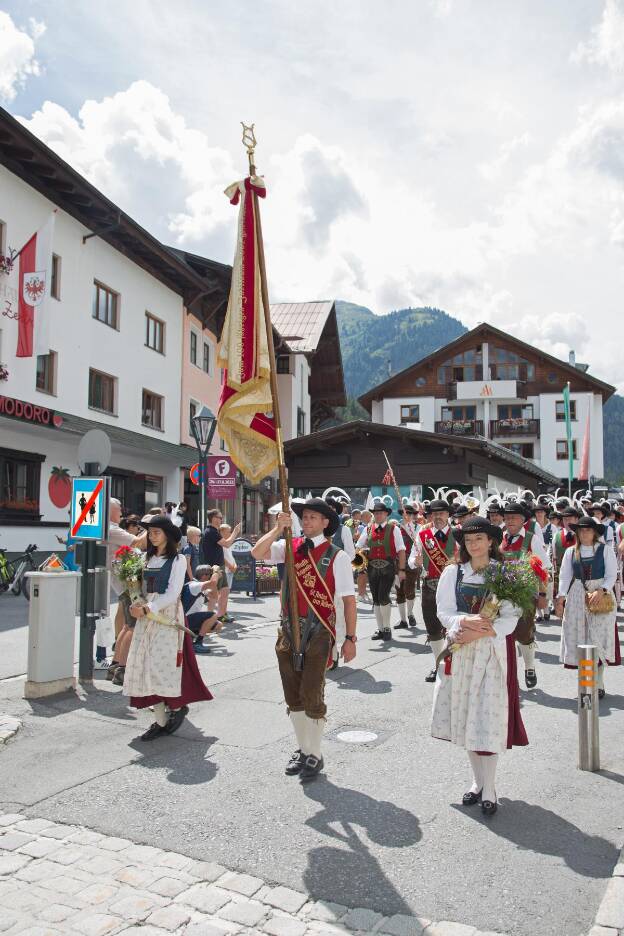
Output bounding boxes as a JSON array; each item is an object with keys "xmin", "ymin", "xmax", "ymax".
[
  {"xmin": 123, "ymin": 516, "xmax": 213, "ymax": 740},
  {"xmin": 555, "ymin": 515, "xmax": 619, "ymax": 699},
  {"xmin": 432, "ymin": 515, "xmax": 528, "ymax": 816}
]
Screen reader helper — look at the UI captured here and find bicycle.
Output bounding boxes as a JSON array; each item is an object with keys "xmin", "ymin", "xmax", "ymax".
[{"xmin": 0, "ymin": 544, "xmax": 38, "ymax": 600}]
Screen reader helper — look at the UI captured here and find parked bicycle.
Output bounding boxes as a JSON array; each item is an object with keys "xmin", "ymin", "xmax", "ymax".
[{"xmin": 0, "ymin": 544, "xmax": 38, "ymax": 600}]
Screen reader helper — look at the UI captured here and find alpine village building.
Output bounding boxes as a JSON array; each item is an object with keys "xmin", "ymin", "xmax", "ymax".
[{"xmin": 358, "ymin": 323, "xmax": 615, "ymax": 485}]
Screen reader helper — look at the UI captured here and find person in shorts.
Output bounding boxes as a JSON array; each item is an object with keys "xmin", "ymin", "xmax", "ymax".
[{"xmin": 182, "ymin": 565, "xmax": 221, "ymax": 654}]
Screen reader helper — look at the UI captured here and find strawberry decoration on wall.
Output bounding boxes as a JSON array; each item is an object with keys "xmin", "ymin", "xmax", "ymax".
[{"xmin": 48, "ymin": 466, "xmax": 72, "ymax": 508}]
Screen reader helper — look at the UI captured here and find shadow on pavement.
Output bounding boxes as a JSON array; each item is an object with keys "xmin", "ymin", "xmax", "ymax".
[
  {"xmin": 128, "ymin": 726, "xmax": 219, "ymax": 785},
  {"xmin": 25, "ymin": 682, "xmax": 136, "ymax": 722},
  {"xmin": 454, "ymin": 799, "xmax": 619, "ymax": 879},
  {"xmin": 527, "ymin": 686, "xmax": 624, "ymax": 715},
  {"xmin": 302, "ymin": 778, "xmax": 421, "ymax": 913},
  {"xmin": 329, "ymin": 668, "xmax": 392, "ymax": 694}
]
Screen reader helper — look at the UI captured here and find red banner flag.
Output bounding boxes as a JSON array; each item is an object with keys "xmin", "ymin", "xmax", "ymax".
[
  {"xmin": 16, "ymin": 212, "xmax": 56, "ymax": 358},
  {"xmin": 217, "ymin": 177, "xmax": 278, "ymax": 483}
]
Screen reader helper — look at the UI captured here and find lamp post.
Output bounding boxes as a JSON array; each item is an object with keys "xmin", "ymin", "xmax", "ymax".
[{"xmin": 190, "ymin": 405, "xmax": 217, "ymax": 532}]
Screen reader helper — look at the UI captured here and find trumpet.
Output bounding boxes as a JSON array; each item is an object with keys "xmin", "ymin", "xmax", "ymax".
[{"xmin": 352, "ymin": 550, "xmax": 368, "ymax": 572}]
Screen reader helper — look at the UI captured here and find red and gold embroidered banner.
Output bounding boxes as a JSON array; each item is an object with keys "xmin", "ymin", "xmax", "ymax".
[
  {"xmin": 217, "ymin": 176, "xmax": 278, "ymax": 483},
  {"xmin": 420, "ymin": 529, "xmax": 454, "ymax": 578}
]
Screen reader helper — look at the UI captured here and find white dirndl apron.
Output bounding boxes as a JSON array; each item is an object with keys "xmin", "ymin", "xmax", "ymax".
[{"xmin": 560, "ymin": 577, "xmax": 616, "ymax": 667}]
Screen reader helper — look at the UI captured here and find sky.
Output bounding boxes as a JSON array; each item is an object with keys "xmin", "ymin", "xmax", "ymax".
[{"xmin": 1, "ymin": 1, "xmax": 624, "ymax": 391}]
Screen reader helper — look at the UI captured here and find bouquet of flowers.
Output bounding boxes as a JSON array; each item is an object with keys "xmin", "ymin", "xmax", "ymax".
[
  {"xmin": 112, "ymin": 546, "xmax": 145, "ymax": 600},
  {"xmin": 480, "ymin": 553, "xmax": 548, "ymax": 619}
]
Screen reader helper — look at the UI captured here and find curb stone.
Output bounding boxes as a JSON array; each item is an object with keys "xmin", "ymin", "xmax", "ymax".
[
  {"xmin": 588, "ymin": 844, "xmax": 624, "ymax": 936},
  {"xmin": 0, "ymin": 714, "xmax": 21, "ymax": 745}
]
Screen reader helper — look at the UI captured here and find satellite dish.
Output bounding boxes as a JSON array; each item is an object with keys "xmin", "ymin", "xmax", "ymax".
[{"xmin": 78, "ymin": 429, "xmax": 112, "ymax": 475}]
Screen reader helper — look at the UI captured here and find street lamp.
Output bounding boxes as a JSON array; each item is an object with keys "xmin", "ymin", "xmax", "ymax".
[{"xmin": 190, "ymin": 405, "xmax": 217, "ymax": 531}]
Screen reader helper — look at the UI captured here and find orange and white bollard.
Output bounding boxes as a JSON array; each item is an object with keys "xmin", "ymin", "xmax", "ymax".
[{"xmin": 578, "ymin": 644, "xmax": 600, "ymax": 772}]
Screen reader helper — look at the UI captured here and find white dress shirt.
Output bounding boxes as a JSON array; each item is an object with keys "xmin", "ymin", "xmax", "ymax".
[
  {"xmin": 271, "ymin": 534, "xmax": 355, "ymax": 598},
  {"xmin": 436, "ymin": 563, "xmax": 521, "ymax": 640},
  {"xmin": 340, "ymin": 524, "xmax": 356, "ymax": 559},
  {"xmin": 503, "ymin": 526, "xmax": 552, "ymax": 570},
  {"xmin": 557, "ymin": 543, "xmax": 617, "ymax": 596},
  {"xmin": 356, "ymin": 521, "xmax": 405, "ymax": 554},
  {"xmin": 145, "ymin": 554, "xmax": 187, "ymax": 613}
]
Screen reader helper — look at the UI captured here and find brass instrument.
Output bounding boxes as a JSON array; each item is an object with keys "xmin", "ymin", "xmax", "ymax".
[{"xmin": 352, "ymin": 549, "xmax": 368, "ymax": 572}]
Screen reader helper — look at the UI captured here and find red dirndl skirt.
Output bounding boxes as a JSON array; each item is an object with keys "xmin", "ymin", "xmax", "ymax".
[{"xmin": 130, "ymin": 632, "xmax": 214, "ymax": 710}]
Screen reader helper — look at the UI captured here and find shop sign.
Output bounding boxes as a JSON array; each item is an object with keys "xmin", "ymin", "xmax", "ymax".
[
  {"xmin": 231, "ymin": 538, "xmax": 256, "ymax": 596},
  {"xmin": 0, "ymin": 393, "xmax": 63, "ymax": 428},
  {"xmin": 207, "ymin": 455, "xmax": 236, "ymax": 500}
]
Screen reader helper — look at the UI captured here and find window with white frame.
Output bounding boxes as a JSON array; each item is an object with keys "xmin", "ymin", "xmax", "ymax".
[
  {"xmin": 145, "ymin": 312, "xmax": 165, "ymax": 353},
  {"xmin": 142, "ymin": 389, "xmax": 164, "ymax": 430},
  {"xmin": 202, "ymin": 340, "xmax": 212, "ymax": 374},
  {"xmin": 190, "ymin": 329, "xmax": 198, "ymax": 366},
  {"xmin": 36, "ymin": 351, "xmax": 57, "ymax": 395}
]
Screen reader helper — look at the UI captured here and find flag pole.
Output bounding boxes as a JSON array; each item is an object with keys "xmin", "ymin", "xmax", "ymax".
[
  {"xmin": 242, "ymin": 124, "xmax": 303, "ymax": 670},
  {"xmin": 382, "ymin": 450, "xmax": 417, "ymax": 545}
]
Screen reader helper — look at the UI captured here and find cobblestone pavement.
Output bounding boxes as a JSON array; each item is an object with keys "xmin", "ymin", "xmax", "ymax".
[{"xmin": 0, "ymin": 812, "xmax": 508, "ymax": 936}]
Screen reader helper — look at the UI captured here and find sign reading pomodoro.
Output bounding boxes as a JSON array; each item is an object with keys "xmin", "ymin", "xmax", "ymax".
[{"xmin": 0, "ymin": 394, "xmax": 63, "ymax": 428}]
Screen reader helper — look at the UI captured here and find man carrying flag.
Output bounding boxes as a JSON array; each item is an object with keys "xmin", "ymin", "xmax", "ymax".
[{"xmin": 16, "ymin": 211, "xmax": 56, "ymax": 358}]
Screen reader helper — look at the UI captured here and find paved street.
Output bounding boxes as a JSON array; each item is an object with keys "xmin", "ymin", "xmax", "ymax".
[{"xmin": 1, "ymin": 591, "xmax": 624, "ymax": 935}]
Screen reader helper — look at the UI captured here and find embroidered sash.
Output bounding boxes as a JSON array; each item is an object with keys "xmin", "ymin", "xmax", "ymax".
[
  {"xmin": 420, "ymin": 529, "xmax": 454, "ymax": 577},
  {"xmin": 281, "ymin": 542, "xmax": 338, "ymax": 640}
]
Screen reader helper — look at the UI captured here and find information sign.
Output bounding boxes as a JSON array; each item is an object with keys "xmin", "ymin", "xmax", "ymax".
[{"xmin": 70, "ymin": 477, "xmax": 109, "ymax": 541}]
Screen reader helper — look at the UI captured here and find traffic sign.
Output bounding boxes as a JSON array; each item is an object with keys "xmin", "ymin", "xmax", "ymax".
[
  {"xmin": 70, "ymin": 477, "xmax": 109, "ymax": 541},
  {"xmin": 189, "ymin": 463, "xmax": 206, "ymax": 485}
]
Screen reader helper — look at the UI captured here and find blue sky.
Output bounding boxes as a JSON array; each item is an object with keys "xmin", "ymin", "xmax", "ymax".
[{"xmin": 1, "ymin": 1, "xmax": 624, "ymax": 390}]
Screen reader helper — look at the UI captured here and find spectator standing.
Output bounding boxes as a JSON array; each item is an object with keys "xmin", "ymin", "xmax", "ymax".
[
  {"xmin": 221, "ymin": 523, "xmax": 238, "ymax": 590},
  {"xmin": 182, "ymin": 526, "xmax": 201, "ymax": 580},
  {"xmin": 201, "ymin": 509, "xmax": 241, "ymax": 622},
  {"xmin": 104, "ymin": 499, "xmax": 146, "ymax": 683}
]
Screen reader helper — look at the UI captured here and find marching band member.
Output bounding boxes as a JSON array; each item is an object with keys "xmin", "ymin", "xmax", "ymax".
[
  {"xmin": 534, "ymin": 499, "xmax": 554, "ymax": 621},
  {"xmin": 394, "ymin": 504, "xmax": 419, "ymax": 630},
  {"xmin": 409, "ymin": 499, "xmax": 458, "ymax": 682},
  {"xmin": 500, "ymin": 503, "xmax": 551, "ymax": 689},
  {"xmin": 326, "ymin": 497, "xmax": 355, "ymax": 667},
  {"xmin": 252, "ymin": 498, "xmax": 357, "ymax": 781},
  {"xmin": 356, "ymin": 501, "xmax": 406, "ymax": 641},
  {"xmin": 555, "ymin": 515, "xmax": 620, "ymax": 698},
  {"xmin": 552, "ymin": 507, "xmax": 579, "ymax": 600},
  {"xmin": 431, "ymin": 515, "xmax": 528, "ymax": 816},
  {"xmin": 486, "ymin": 501, "xmax": 505, "ymax": 529}
]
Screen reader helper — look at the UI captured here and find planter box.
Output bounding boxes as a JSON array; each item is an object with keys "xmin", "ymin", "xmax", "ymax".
[{"xmin": 256, "ymin": 577, "xmax": 280, "ymax": 594}]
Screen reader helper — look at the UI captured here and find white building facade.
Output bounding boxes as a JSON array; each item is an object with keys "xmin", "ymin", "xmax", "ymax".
[{"xmin": 362, "ymin": 324, "xmax": 614, "ymax": 486}]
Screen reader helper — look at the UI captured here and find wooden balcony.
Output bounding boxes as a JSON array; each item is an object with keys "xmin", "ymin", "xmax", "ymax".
[
  {"xmin": 490, "ymin": 418, "xmax": 540, "ymax": 437},
  {"xmin": 435, "ymin": 419, "xmax": 484, "ymax": 436}
]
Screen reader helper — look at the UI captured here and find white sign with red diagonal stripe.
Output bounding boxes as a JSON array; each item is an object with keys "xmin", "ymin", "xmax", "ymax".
[{"xmin": 70, "ymin": 477, "xmax": 110, "ymax": 541}]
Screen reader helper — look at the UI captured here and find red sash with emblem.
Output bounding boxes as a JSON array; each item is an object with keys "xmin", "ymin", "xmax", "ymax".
[
  {"xmin": 281, "ymin": 538, "xmax": 337, "ymax": 641},
  {"xmin": 420, "ymin": 528, "xmax": 454, "ymax": 578}
]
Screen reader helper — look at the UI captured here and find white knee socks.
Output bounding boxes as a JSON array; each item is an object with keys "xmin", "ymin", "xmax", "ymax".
[
  {"xmin": 381, "ymin": 604, "xmax": 392, "ymax": 632},
  {"xmin": 304, "ymin": 716, "xmax": 324, "ymax": 758},
  {"xmin": 467, "ymin": 751, "xmax": 483, "ymax": 795},
  {"xmin": 407, "ymin": 598, "xmax": 415, "ymax": 617},
  {"xmin": 373, "ymin": 605, "xmax": 383, "ymax": 630},
  {"xmin": 597, "ymin": 666, "xmax": 604, "ymax": 690},
  {"xmin": 397, "ymin": 601, "xmax": 407, "ymax": 621},
  {"xmin": 154, "ymin": 702, "xmax": 168, "ymax": 727},
  {"xmin": 480, "ymin": 754, "xmax": 498, "ymax": 803},
  {"xmin": 290, "ymin": 711, "xmax": 308, "ymax": 752},
  {"xmin": 430, "ymin": 638, "xmax": 445, "ymax": 664},
  {"xmin": 519, "ymin": 642, "xmax": 536, "ymax": 670}
]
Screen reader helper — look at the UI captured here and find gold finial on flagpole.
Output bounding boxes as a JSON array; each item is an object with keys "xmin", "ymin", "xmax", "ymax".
[{"xmin": 241, "ymin": 122, "xmax": 257, "ymax": 171}]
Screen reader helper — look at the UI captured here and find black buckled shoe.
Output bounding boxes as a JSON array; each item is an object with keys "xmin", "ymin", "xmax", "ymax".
[
  {"xmin": 394, "ymin": 621, "xmax": 409, "ymax": 630},
  {"xmin": 408, "ymin": 614, "xmax": 417, "ymax": 627},
  {"xmin": 525, "ymin": 669, "xmax": 537, "ymax": 689},
  {"xmin": 300, "ymin": 755, "xmax": 324, "ymax": 782},
  {"xmin": 598, "ymin": 688, "xmax": 606, "ymax": 700},
  {"xmin": 285, "ymin": 749, "xmax": 306, "ymax": 775},
  {"xmin": 543, "ymin": 612, "xmax": 550, "ymax": 621},
  {"xmin": 165, "ymin": 705, "xmax": 189, "ymax": 735},
  {"xmin": 140, "ymin": 722, "xmax": 167, "ymax": 742},
  {"xmin": 425, "ymin": 668, "xmax": 438, "ymax": 683},
  {"xmin": 481, "ymin": 799, "xmax": 498, "ymax": 816},
  {"xmin": 462, "ymin": 790, "xmax": 482, "ymax": 806},
  {"xmin": 382, "ymin": 629, "xmax": 392, "ymax": 641},
  {"xmin": 371, "ymin": 630, "xmax": 385, "ymax": 640}
]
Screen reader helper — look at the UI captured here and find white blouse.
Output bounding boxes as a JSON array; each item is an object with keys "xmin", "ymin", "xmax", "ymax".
[
  {"xmin": 557, "ymin": 544, "xmax": 617, "ymax": 596},
  {"xmin": 436, "ymin": 562, "xmax": 521, "ymax": 641},
  {"xmin": 144, "ymin": 553, "xmax": 187, "ymax": 613}
]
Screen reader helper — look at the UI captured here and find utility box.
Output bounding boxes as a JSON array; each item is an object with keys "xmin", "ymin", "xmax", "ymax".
[{"xmin": 24, "ymin": 572, "xmax": 81, "ymax": 699}]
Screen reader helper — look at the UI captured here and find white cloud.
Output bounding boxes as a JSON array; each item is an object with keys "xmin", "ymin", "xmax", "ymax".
[
  {"xmin": 479, "ymin": 132, "xmax": 532, "ymax": 182},
  {"xmin": 0, "ymin": 11, "xmax": 44, "ymax": 101},
  {"xmin": 572, "ymin": 0, "xmax": 624, "ymax": 72}
]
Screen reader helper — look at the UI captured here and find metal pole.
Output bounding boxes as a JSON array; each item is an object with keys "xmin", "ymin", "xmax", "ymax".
[
  {"xmin": 578, "ymin": 643, "xmax": 600, "ymax": 771},
  {"xmin": 200, "ymin": 452, "xmax": 206, "ymax": 533},
  {"xmin": 78, "ymin": 461, "xmax": 99, "ymax": 683}
]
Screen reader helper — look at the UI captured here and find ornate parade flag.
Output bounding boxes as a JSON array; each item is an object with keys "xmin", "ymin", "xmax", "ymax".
[
  {"xmin": 217, "ymin": 177, "xmax": 278, "ymax": 483},
  {"xmin": 16, "ymin": 211, "xmax": 56, "ymax": 358}
]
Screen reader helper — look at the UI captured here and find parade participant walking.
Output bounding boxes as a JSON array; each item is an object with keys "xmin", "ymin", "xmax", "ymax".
[
  {"xmin": 356, "ymin": 509, "xmax": 372, "ymax": 600},
  {"xmin": 552, "ymin": 506, "xmax": 579, "ymax": 599},
  {"xmin": 432, "ymin": 516, "xmax": 528, "ymax": 816},
  {"xmin": 252, "ymin": 498, "xmax": 357, "ymax": 781},
  {"xmin": 555, "ymin": 516, "xmax": 620, "ymax": 698},
  {"xmin": 408, "ymin": 499, "xmax": 458, "ymax": 682},
  {"xmin": 500, "ymin": 503, "xmax": 551, "ymax": 689},
  {"xmin": 486, "ymin": 501, "xmax": 505, "ymax": 529},
  {"xmin": 534, "ymin": 499, "xmax": 554, "ymax": 620},
  {"xmin": 394, "ymin": 504, "xmax": 419, "ymax": 630},
  {"xmin": 123, "ymin": 516, "xmax": 213, "ymax": 740},
  {"xmin": 356, "ymin": 501, "xmax": 405, "ymax": 642}
]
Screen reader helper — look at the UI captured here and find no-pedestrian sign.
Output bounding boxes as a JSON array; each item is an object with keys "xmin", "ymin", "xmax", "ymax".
[{"xmin": 70, "ymin": 477, "xmax": 110, "ymax": 541}]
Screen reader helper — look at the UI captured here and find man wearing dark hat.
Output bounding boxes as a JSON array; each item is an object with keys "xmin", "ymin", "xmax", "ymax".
[
  {"xmin": 409, "ymin": 499, "xmax": 458, "ymax": 681},
  {"xmin": 356, "ymin": 500, "xmax": 406, "ymax": 640},
  {"xmin": 486, "ymin": 501, "xmax": 505, "ymax": 529},
  {"xmin": 533, "ymin": 499, "xmax": 554, "ymax": 620},
  {"xmin": 589, "ymin": 502, "xmax": 615, "ymax": 545},
  {"xmin": 252, "ymin": 498, "xmax": 357, "ymax": 781},
  {"xmin": 394, "ymin": 504, "xmax": 419, "ymax": 630},
  {"xmin": 552, "ymin": 506, "xmax": 579, "ymax": 599},
  {"xmin": 451, "ymin": 504, "xmax": 472, "ymax": 529},
  {"xmin": 501, "ymin": 502, "xmax": 551, "ymax": 689}
]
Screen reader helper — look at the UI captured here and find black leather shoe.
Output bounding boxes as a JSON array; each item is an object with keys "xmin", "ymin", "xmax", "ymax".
[
  {"xmin": 462, "ymin": 790, "xmax": 482, "ymax": 806},
  {"xmin": 408, "ymin": 614, "xmax": 417, "ymax": 627},
  {"xmin": 543, "ymin": 612, "xmax": 550, "ymax": 621},
  {"xmin": 285, "ymin": 750, "xmax": 306, "ymax": 775},
  {"xmin": 382, "ymin": 629, "xmax": 392, "ymax": 641},
  {"xmin": 525, "ymin": 668, "xmax": 537, "ymax": 689},
  {"xmin": 140, "ymin": 722, "xmax": 167, "ymax": 742},
  {"xmin": 425, "ymin": 668, "xmax": 438, "ymax": 683},
  {"xmin": 329, "ymin": 658, "xmax": 339, "ymax": 671},
  {"xmin": 598, "ymin": 688, "xmax": 606, "ymax": 700},
  {"xmin": 300, "ymin": 755, "xmax": 324, "ymax": 782},
  {"xmin": 165, "ymin": 705, "xmax": 189, "ymax": 735},
  {"xmin": 481, "ymin": 799, "xmax": 498, "ymax": 816},
  {"xmin": 371, "ymin": 630, "xmax": 385, "ymax": 640},
  {"xmin": 394, "ymin": 621, "xmax": 409, "ymax": 630}
]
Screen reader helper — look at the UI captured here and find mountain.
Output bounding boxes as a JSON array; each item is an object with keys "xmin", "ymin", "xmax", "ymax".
[
  {"xmin": 603, "ymin": 394, "xmax": 624, "ymax": 484},
  {"xmin": 335, "ymin": 301, "xmax": 467, "ymax": 400}
]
